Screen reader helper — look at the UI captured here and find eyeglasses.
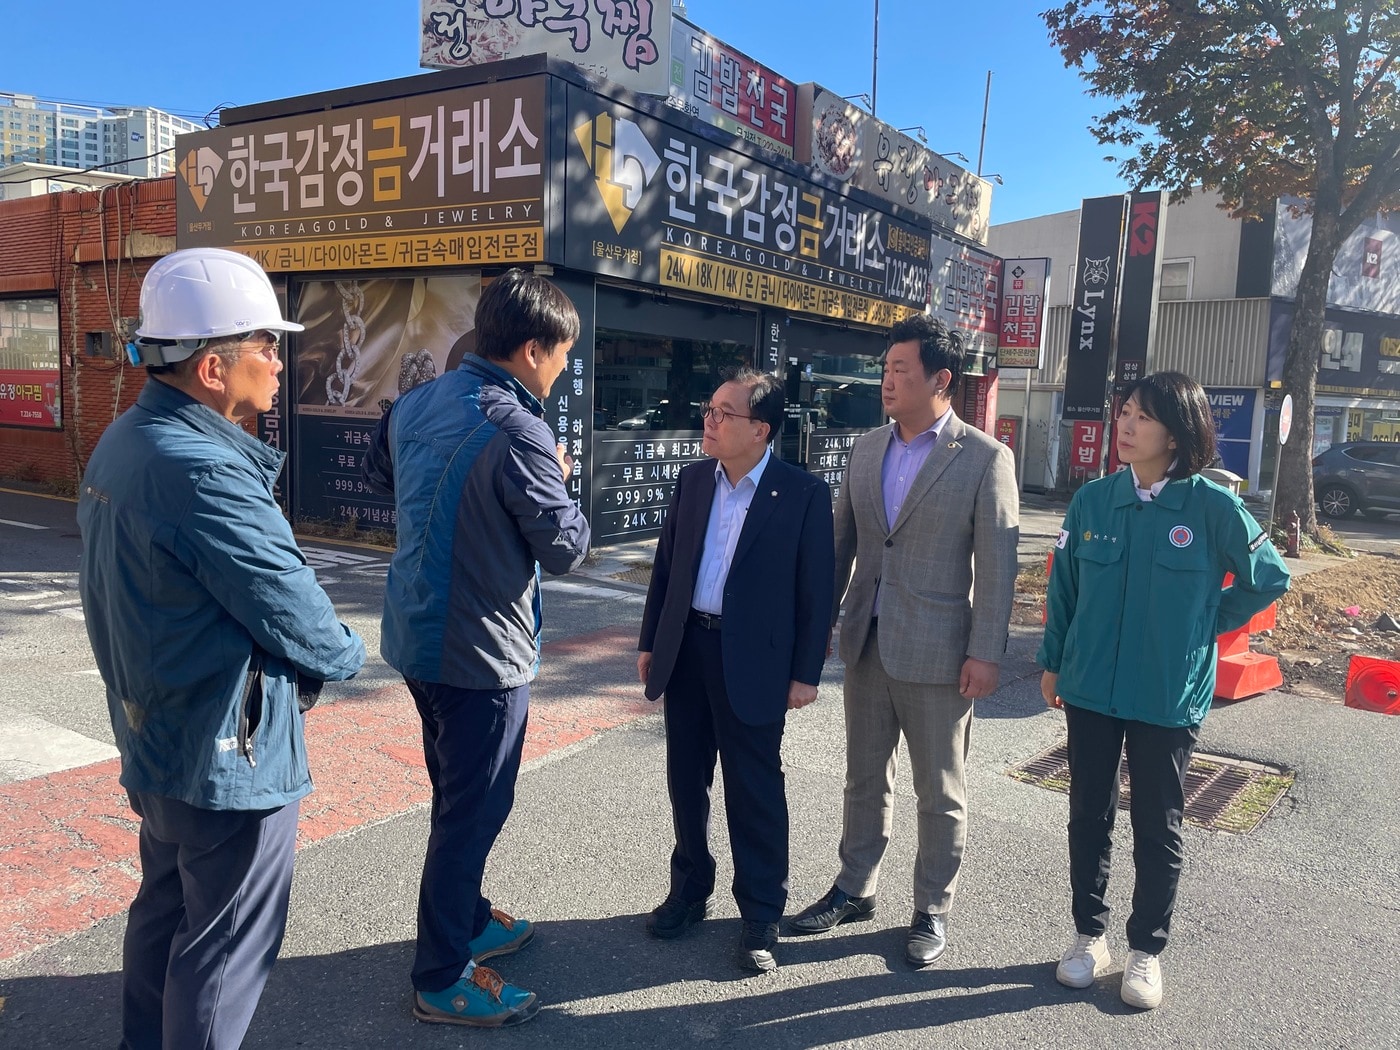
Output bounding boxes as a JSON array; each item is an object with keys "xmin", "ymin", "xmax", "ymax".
[
  {"xmin": 227, "ymin": 330, "xmax": 281, "ymax": 361},
  {"xmin": 702, "ymin": 404, "xmax": 755, "ymax": 425}
]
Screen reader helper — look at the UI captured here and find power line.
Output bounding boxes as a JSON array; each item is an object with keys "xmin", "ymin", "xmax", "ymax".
[{"xmin": 2, "ymin": 147, "xmax": 177, "ymax": 185}]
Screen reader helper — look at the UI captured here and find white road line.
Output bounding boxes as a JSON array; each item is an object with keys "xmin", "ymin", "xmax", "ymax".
[
  {"xmin": 0, "ymin": 713, "xmax": 118, "ymax": 784},
  {"xmin": 542, "ymin": 579, "xmax": 646, "ymax": 604},
  {"xmin": 0, "ymin": 518, "xmax": 47, "ymax": 530}
]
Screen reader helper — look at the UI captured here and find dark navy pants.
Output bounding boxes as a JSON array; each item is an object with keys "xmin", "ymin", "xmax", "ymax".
[
  {"xmin": 1064, "ymin": 703, "xmax": 1200, "ymax": 955},
  {"xmin": 663, "ymin": 621, "xmax": 788, "ymax": 924},
  {"xmin": 120, "ymin": 790, "xmax": 299, "ymax": 1050},
  {"xmin": 407, "ymin": 676, "xmax": 530, "ymax": 993}
]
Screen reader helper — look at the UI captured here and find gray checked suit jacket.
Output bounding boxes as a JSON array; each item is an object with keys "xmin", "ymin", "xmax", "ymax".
[{"xmin": 833, "ymin": 411, "xmax": 1020, "ymax": 684}]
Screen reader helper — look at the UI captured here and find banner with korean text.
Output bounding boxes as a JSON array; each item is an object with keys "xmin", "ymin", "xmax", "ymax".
[
  {"xmin": 928, "ymin": 233, "xmax": 1001, "ymax": 377},
  {"xmin": 420, "ymin": 0, "xmax": 670, "ymax": 95},
  {"xmin": 996, "ymin": 257, "xmax": 1050, "ymax": 369},
  {"xmin": 564, "ymin": 85, "xmax": 931, "ymax": 327},
  {"xmin": 174, "ymin": 78, "xmax": 548, "ymax": 271},
  {"xmin": 666, "ymin": 16, "xmax": 795, "ymax": 158}
]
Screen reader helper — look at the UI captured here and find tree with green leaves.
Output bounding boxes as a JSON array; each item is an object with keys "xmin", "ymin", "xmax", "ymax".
[{"xmin": 1043, "ymin": 0, "xmax": 1400, "ymax": 538}]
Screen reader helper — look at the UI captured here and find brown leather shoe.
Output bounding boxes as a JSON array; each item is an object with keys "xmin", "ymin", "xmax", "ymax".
[{"xmin": 786, "ymin": 884, "xmax": 877, "ymax": 935}]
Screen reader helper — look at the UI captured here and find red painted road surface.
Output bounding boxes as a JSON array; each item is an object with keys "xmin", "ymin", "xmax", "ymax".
[{"xmin": 0, "ymin": 626, "xmax": 650, "ymax": 963}]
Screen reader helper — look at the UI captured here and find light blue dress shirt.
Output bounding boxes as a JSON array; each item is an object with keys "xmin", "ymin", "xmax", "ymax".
[{"xmin": 692, "ymin": 448, "xmax": 772, "ymax": 615}]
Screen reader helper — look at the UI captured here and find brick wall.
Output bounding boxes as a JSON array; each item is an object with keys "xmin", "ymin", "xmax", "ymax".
[{"xmin": 0, "ymin": 177, "xmax": 177, "ymax": 490}]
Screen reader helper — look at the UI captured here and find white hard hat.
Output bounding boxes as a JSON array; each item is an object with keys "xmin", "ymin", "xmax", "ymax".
[{"xmin": 132, "ymin": 247, "xmax": 303, "ymax": 364}]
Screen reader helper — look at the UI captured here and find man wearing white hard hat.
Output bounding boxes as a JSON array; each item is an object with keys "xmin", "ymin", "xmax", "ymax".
[{"xmin": 78, "ymin": 247, "xmax": 366, "ymax": 1049}]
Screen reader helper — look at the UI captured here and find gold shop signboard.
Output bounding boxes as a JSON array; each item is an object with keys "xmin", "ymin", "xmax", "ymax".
[{"xmin": 175, "ymin": 77, "xmax": 547, "ymax": 271}]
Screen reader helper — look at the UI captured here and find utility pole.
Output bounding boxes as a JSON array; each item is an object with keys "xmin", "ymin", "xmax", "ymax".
[
  {"xmin": 976, "ymin": 70, "xmax": 991, "ymax": 175},
  {"xmin": 872, "ymin": 0, "xmax": 880, "ymax": 117}
]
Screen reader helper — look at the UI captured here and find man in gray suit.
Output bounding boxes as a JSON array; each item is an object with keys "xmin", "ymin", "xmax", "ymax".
[{"xmin": 787, "ymin": 313, "xmax": 1019, "ymax": 966}]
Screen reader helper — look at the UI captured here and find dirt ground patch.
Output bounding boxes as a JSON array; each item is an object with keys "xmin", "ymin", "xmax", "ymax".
[{"xmin": 1014, "ymin": 550, "xmax": 1400, "ymax": 702}]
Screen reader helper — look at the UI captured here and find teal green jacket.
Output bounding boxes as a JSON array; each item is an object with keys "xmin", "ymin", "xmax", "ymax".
[{"xmin": 1037, "ymin": 471, "xmax": 1290, "ymax": 728}]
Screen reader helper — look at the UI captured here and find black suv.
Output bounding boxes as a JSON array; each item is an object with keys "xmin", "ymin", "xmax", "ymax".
[{"xmin": 1312, "ymin": 441, "xmax": 1400, "ymax": 519}]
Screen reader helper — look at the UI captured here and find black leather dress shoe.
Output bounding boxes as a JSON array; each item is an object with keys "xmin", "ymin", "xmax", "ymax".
[
  {"xmin": 786, "ymin": 884, "xmax": 877, "ymax": 935},
  {"xmin": 736, "ymin": 920, "xmax": 780, "ymax": 973},
  {"xmin": 906, "ymin": 911, "xmax": 947, "ymax": 966},
  {"xmin": 646, "ymin": 896, "xmax": 713, "ymax": 939}
]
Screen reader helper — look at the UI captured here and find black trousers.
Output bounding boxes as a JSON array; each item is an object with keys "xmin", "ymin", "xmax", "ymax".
[
  {"xmin": 1064, "ymin": 703, "xmax": 1200, "ymax": 955},
  {"xmin": 663, "ymin": 620, "xmax": 788, "ymax": 923}
]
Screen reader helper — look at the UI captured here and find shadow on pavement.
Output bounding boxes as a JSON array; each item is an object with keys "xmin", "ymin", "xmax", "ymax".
[{"xmin": 0, "ymin": 916, "xmax": 1125, "ymax": 1048}]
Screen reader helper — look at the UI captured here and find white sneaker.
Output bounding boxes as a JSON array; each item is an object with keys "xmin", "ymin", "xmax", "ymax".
[
  {"xmin": 1120, "ymin": 949, "xmax": 1164, "ymax": 1009},
  {"xmin": 1055, "ymin": 932, "xmax": 1111, "ymax": 988}
]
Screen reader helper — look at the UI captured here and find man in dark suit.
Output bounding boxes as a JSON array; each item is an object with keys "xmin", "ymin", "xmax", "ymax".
[{"xmin": 638, "ymin": 367, "xmax": 835, "ymax": 974}]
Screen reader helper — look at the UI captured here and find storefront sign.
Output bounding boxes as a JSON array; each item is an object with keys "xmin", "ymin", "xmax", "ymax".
[
  {"xmin": 807, "ymin": 428, "xmax": 861, "ymax": 502},
  {"xmin": 1069, "ymin": 420, "xmax": 1104, "ymax": 473},
  {"xmin": 0, "ymin": 298, "xmax": 61, "ymax": 430},
  {"xmin": 1207, "ymin": 387, "xmax": 1255, "ymax": 480},
  {"xmin": 175, "ymin": 78, "xmax": 547, "ymax": 271},
  {"xmin": 995, "ymin": 416, "xmax": 1018, "ymax": 450},
  {"xmin": 795, "ymin": 85, "xmax": 992, "ymax": 244},
  {"xmin": 565, "ymin": 86, "xmax": 930, "ymax": 326},
  {"xmin": 996, "ymin": 257, "xmax": 1050, "ymax": 370},
  {"xmin": 666, "ymin": 16, "xmax": 795, "ymax": 158},
  {"xmin": 1114, "ymin": 190, "xmax": 1166, "ymax": 388},
  {"xmin": 1062, "ymin": 195, "xmax": 1127, "ymax": 421},
  {"xmin": 0, "ymin": 369, "xmax": 59, "ymax": 429},
  {"xmin": 420, "ymin": 0, "xmax": 669, "ymax": 95},
  {"xmin": 929, "ymin": 233, "xmax": 1001, "ymax": 377},
  {"xmin": 591, "ymin": 431, "xmax": 706, "ymax": 541}
]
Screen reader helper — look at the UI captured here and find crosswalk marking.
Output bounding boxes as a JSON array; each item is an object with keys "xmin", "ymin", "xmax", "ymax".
[{"xmin": 0, "ymin": 518, "xmax": 46, "ymax": 530}]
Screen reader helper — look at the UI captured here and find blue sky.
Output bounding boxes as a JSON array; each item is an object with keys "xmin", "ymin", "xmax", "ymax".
[{"xmin": 5, "ymin": 0, "xmax": 1129, "ymax": 224}]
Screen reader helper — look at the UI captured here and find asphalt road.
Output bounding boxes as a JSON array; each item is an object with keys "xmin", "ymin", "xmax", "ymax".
[{"xmin": 2, "ymin": 487, "xmax": 1398, "ymax": 1050}]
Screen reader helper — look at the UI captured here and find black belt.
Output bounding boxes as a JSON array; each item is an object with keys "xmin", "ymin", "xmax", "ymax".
[{"xmin": 689, "ymin": 609, "xmax": 723, "ymax": 630}]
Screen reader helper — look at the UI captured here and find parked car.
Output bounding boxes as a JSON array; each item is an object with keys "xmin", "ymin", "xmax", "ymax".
[{"xmin": 1312, "ymin": 441, "xmax": 1400, "ymax": 519}]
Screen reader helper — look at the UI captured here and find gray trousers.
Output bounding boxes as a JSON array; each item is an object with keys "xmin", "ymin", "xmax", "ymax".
[
  {"xmin": 121, "ymin": 790, "xmax": 299, "ymax": 1050},
  {"xmin": 837, "ymin": 622, "xmax": 974, "ymax": 916}
]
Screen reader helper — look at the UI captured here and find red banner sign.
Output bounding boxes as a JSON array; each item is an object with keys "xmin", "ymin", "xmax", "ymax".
[{"xmin": 0, "ymin": 369, "xmax": 60, "ymax": 429}]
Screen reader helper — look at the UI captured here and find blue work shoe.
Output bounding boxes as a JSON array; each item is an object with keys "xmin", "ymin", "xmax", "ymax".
[
  {"xmin": 469, "ymin": 907, "xmax": 535, "ymax": 961},
  {"xmin": 412, "ymin": 963, "xmax": 539, "ymax": 1027}
]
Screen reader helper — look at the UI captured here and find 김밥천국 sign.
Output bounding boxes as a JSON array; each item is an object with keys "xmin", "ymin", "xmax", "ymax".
[
  {"xmin": 665, "ymin": 15, "xmax": 796, "ymax": 158},
  {"xmin": 565, "ymin": 85, "xmax": 931, "ymax": 327},
  {"xmin": 795, "ymin": 85, "xmax": 992, "ymax": 245},
  {"xmin": 174, "ymin": 77, "xmax": 548, "ymax": 272},
  {"xmin": 420, "ymin": 0, "xmax": 670, "ymax": 95}
]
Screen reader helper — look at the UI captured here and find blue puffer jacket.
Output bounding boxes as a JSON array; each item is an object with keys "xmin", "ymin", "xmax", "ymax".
[
  {"xmin": 78, "ymin": 379, "xmax": 366, "ymax": 811},
  {"xmin": 363, "ymin": 355, "xmax": 590, "ymax": 690}
]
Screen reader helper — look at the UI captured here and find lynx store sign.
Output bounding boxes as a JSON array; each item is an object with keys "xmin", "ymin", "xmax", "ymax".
[
  {"xmin": 174, "ymin": 78, "xmax": 547, "ymax": 271},
  {"xmin": 564, "ymin": 86, "xmax": 931, "ymax": 326}
]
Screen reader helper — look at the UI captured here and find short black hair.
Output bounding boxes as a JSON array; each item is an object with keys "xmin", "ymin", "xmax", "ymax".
[
  {"xmin": 474, "ymin": 269, "xmax": 580, "ymax": 362},
  {"xmin": 721, "ymin": 366, "xmax": 785, "ymax": 443},
  {"xmin": 886, "ymin": 313, "xmax": 966, "ymax": 396},
  {"xmin": 1121, "ymin": 371, "xmax": 1217, "ymax": 478}
]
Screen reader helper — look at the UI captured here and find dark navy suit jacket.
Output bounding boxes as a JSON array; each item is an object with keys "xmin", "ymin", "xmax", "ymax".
[{"xmin": 639, "ymin": 455, "xmax": 835, "ymax": 726}]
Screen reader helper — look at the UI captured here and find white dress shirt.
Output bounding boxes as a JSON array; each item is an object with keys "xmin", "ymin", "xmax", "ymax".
[{"xmin": 691, "ymin": 448, "xmax": 772, "ymax": 615}]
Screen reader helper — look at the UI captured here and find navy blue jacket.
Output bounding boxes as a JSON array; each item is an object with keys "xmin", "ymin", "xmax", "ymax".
[
  {"xmin": 639, "ymin": 455, "xmax": 835, "ymax": 726},
  {"xmin": 363, "ymin": 356, "xmax": 590, "ymax": 690}
]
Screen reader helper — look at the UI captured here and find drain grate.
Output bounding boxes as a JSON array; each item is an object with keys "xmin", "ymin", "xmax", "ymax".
[{"xmin": 1009, "ymin": 742, "xmax": 1294, "ymax": 834}]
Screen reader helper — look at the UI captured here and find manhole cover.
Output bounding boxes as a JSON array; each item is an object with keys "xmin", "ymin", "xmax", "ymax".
[
  {"xmin": 1009, "ymin": 742, "xmax": 1293, "ymax": 834},
  {"xmin": 612, "ymin": 565, "xmax": 653, "ymax": 586}
]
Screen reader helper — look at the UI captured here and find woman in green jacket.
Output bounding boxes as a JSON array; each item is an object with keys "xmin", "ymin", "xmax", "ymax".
[{"xmin": 1038, "ymin": 372, "xmax": 1290, "ymax": 1010}]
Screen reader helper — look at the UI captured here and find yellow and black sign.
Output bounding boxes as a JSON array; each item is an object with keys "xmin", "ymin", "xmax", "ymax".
[
  {"xmin": 175, "ymin": 78, "xmax": 548, "ymax": 271},
  {"xmin": 659, "ymin": 249, "xmax": 917, "ymax": 327}
]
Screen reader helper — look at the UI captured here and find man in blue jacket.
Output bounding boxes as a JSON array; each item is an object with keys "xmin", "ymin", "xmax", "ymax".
[
  {"xmin": 79, "ymin": 247, "xmax": 366, "ymax": 1050},
  {"xmin": 363, "ymin": 269, "xmax": 590, "ymax": 1028}
]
